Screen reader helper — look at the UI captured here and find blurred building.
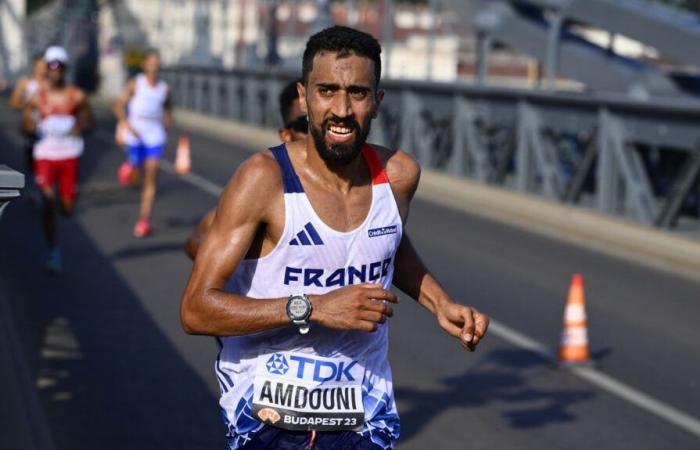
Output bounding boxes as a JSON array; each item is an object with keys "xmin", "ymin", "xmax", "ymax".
[
  {"xmin": 0, "ymin": 0, "xmax": 28, "ymax": 82},
  {"xmin": 96, "ymin": 0, "xmax": 469, "ymax": 95}
]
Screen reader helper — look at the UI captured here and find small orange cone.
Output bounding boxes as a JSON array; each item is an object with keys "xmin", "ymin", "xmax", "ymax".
[
  {"xmin": 175, "ymin": 136, "xmax": 191, "ymax": 174},
  {"xmin": 558, "ymin": 273, "xmax": 591, "ymax": 365}
]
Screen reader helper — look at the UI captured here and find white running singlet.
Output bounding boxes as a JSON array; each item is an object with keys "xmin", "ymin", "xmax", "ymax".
[
  {"xmin": 33, "ymin": 87, "xmax": 83, "ymax": 161},
  {"xmin": 125, "ymin": 73, "xmax": 168, "ymax": 147},
  {"xmin": 217, "ymin": 144, "xmax": 403, "ymax": 449}
]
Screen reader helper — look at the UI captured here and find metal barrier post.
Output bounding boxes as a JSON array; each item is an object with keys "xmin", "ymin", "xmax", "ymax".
[{"xmin": 0, "ymin": 166, "xmax": 24, "ymax": 220}]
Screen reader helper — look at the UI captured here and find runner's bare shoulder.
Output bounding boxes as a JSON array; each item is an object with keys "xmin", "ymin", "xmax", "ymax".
[
  {"xmin": 218, "ymin": 150, "xmax": 285, "ymax": 221},
  {"xmin": 369, "ymin": 144, "xmax": 421, "ymax": 195}
]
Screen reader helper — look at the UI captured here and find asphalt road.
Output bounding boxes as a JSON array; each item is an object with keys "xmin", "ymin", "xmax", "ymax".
[{"xmin": 1, "ymin": 102, "xmax": 699, "ymax": 450}]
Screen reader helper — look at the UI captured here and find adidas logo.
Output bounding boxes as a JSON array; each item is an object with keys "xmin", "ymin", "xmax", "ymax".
[{"xmin": 290, "ymin": 222, "xmax": 324, "ymax": 246}]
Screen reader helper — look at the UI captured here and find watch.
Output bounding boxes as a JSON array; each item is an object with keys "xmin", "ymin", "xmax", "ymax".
[{"xmin": 286, "ymin": 294, "xmax": 313, "ymax": 334}]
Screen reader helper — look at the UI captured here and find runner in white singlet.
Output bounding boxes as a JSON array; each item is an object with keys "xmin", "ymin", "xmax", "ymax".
[
  {"xmin": 181, "ymin": 26, "xmax": 489, "ymax": 450},
  {"xmin": 23, "ymin": 46, "xmax": 93, "ymax": 273},
  {"xmin": 113, "ymin": 49, "xmax": 173, "ymax": 237},
  {"xmin": 9, "ymin": 54, "xmax": 47, "ymax": 187}
]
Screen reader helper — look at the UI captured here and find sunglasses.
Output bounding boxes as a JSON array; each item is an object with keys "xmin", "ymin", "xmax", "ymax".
[
  {"xmin": 47, "ymin": 60, "xmax": 66, "ymax": 71},
  {"xmin": 284, "ymin": 115, "xmax": 308, "ymax": 134}
]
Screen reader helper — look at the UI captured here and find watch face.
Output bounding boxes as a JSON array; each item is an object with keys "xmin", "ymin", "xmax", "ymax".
[{"xmin": 288, "ymin": 297, "xmax": 309, "ymax": 320}]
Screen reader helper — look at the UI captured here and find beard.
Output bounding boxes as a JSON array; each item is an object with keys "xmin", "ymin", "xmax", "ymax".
[{"xmin": 309, "ymin": 115, "xmax": 371, "ymax": 166}]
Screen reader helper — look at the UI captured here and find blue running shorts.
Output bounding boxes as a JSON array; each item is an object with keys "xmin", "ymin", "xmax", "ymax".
[{"xmin": 127, "ymin": 143, "xmax": 164, "ymax": 167}]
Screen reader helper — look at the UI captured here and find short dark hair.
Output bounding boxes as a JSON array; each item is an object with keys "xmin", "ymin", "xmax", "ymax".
[
  {"xmin": 302, "ymin": 26, "xmax": 382, "ymax": 88},
  {"xmin": 279, "ymin": 79, "xmax": 302, "ymax": 124},
  {"xmin": 144, "ymin": 48, "xmax": 160, "ymax": 60}
]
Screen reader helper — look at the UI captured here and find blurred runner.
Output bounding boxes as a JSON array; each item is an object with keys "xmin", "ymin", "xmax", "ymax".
[
  {"xmin": 184, "ymin": 78, "xmax": 307, "ymax": 260},
  {"xmin": 181, "ymin": 26, "xmax": 489, "ymax": 449},
  {"xmin": 113, "ymin": 49, "xmax": 173, "ymax": 237},
  {"xmin": 24, "ymin": 46, "xmax": 93, "ymax": 273},
  {"xmin": 9, "ymin": 54, "xmax": 47, "ymax": 192}
]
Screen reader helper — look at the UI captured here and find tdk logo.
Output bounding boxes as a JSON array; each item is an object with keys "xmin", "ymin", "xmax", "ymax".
[
  {"xmin": 273, "ymin": 355, "xmax": 358, "ymax": 382},
  {"xmin": 290, "ymin": 222, "xmax": 324, "ymax": 246},
  {"xmin": 368, "ymin": 225, "xmax": 398, "ymax": 238},
  {"xmin": 284, "ymin": 258, "xmax": 392, "ymax": 287},
  {"xmin": 266, "ymin": 353, "xmax": 289, "ymax": 375}
]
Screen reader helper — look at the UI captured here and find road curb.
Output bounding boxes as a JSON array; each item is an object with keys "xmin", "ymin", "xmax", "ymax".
[{"xmin": 140, "ymin": 104, "xmax": 700, "ymax": 282}]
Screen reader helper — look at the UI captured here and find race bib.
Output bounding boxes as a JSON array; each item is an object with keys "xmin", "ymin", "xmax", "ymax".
[{"xmin": 252, "ymin": 352, "xmax": 365, "ymax": 431}]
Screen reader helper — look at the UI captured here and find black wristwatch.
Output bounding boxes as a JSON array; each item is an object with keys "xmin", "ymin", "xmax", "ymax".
[{"xmin": 286, "ymin": 294, "xmax": 312, "ymax": 334}]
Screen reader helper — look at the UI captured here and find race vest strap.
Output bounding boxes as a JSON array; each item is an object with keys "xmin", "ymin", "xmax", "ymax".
[
  {"xmin": 270, "ymin": 144, "xmax": 304, "ymax": 194},
  {"xmin": 362, "ymin": 144, "xmax": 390, "ymax": 185}
]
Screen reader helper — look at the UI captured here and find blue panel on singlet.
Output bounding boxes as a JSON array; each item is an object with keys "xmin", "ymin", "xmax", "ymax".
[{"xmin": 269, "ymin": 144, "xmax": 304, "ymax": 194}]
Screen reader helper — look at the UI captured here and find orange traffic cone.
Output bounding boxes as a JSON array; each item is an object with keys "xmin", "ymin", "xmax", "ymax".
[
  {"xmin": 175, "ymin": 136, "xmax": 191, "ymax": 174},
  {"xmin": 558, "ymin": 273, "xmax": 591, "ymax": 365}
]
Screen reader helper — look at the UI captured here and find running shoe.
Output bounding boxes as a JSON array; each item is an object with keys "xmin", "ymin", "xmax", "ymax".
[
  {"xmin": 45, "ymin": 248, "xmax": 62, "ymax": 274},
  {"xmin": 117, "ymin": 162, "xmax": 134, "ymax": 186},
  {"xmin": 133, "ymin": 218, "xmax": 153, "ymax": 238}
]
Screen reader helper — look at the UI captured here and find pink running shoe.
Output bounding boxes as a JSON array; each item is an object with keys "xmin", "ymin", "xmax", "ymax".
[
  {"xmin": 133, "ymin": 218, "xmax": 153, "ymax": 238},
  {"xmin": 118, "ymin": 162, "xmax": 134, "ymax": 186}
]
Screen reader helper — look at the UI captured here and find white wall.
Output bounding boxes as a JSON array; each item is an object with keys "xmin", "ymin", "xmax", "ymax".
[{"xmin": 0, "ymin": 0, "xmax": 27, "ymax": 81}]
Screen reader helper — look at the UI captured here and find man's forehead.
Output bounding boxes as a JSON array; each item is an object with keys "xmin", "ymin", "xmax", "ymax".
[{"xmin": 309, "ymin": 51, "xmax": 375, "ymax": 85}]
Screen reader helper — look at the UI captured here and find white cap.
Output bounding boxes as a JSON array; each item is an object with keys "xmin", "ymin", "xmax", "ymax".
[{"xmin": 44, "ymin": 46, "xmax": 69, "ymax": 64}]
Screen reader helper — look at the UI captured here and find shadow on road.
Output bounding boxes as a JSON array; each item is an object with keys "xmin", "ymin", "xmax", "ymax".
[
  {"xmin": 0, "ymin": 120, "xmax": 226, "ymax": 449},
  {"xmin": 111, "ymin": 242, "xmax": 188, "ymax": 260},
  {"xmin": 395, "ymin": 349, "xmax": 595, "ymax": 443}
]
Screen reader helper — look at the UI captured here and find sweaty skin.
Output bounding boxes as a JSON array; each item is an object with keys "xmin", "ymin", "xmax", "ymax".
[
  {"xmin": 181, "ymin": 52, "xmax": 488, "ymax": 350},
  {"xmin": 184, "ymin": 95, "xmax": 306, "ymax": 261}
]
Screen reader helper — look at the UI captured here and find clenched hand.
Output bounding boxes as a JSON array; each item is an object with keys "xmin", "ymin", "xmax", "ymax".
[{"xmin": 310, "ymin": 283, "xmax": 399, "ymax": 332}]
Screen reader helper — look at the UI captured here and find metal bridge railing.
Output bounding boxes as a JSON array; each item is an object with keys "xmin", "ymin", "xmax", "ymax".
[{"xmin": 161, "ymin": 67, "xmax": 700, "ymax": 234}]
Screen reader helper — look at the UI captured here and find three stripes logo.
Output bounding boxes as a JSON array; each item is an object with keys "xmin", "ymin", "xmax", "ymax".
[{"xmin": 290, "ymin": 222, "xmax": 324, "ymax": 246}]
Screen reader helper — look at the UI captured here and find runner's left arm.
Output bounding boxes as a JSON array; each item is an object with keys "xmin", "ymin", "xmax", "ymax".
[
  {"xmin": 386, "ymin": 149, "xmax": 489, "ymax": 352},
  {"xmin": 73, "ymin": 90, "xmax": 94, "ymax": 135},
  {"xmin": 184, "ymin": 208, "xmax": 216, "ymax": 261},
  {"xmin": 163, "ymin": 88, "xmax": 173, "ymax": 129}
]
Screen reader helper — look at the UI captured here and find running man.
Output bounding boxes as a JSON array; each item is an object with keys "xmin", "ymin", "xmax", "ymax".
[
  {"xmin": 184, "ymin": 79, "xmax": 307, "ymax": 260},
  {"xmin": 113, "ymin": 49, "xmax": 173, "ymax": 237},
  {"xmin": 9, "ymin": 54, "xmax": 47, "ymax": 188},
  {"xmin": 181, "ymin": 26, "xmax": 489, "ymax": 449},
  {"xmin": 24, "ymin": 46, "xmax": 93, "ymax": 272}
]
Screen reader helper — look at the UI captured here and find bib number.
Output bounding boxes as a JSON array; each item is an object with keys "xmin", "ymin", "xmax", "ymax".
[{"xmin": 251, "ymin": 352, "xmax": 364, "ymax": 431}]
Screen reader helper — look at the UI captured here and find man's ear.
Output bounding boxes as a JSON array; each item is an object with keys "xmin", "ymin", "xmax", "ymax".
[
  {"xmin": 297, "ymin": 81, "xmax": 308, "ymax": 114},
  {"xmin": 372, "ymin": 89, "xmax": 385, "ymax": 119},
  {"xmin": 279, "ymin": 128, "xmax": 293, "ymax": 143}
]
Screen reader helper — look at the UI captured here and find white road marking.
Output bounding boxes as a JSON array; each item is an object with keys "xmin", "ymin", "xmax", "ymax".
[
  {"xmin": 94, "ymin": 127, "xmax": 700, "ymax": 439},
  {"xmin": 489, "ymin": 320, "xmax": 700, "ymax": 439},
  {"xmin": 159, "ymin": 159, "xmax": 223, "ymax": 197}
]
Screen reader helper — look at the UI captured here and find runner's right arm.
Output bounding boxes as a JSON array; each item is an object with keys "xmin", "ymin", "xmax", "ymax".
[
  {"xmin": 180, "ymin": 153, "xmax": 397, "ymax": 337},
  {"xmin": 21, "ymin": 95, "xmax": 38, "ymax": 134},
  {"xmin": 113, "ymin": 79, "xmax": 139, "ymax": 138}
]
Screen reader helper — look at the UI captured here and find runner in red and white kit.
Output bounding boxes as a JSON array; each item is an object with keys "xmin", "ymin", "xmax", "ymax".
[
  {"xmin": 9, "ymin": 54, "xmax": 47, "ymax": 194},
  {"xmin": 24, "ymin": 46, "xmax": 93, "ymax": 272}
]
